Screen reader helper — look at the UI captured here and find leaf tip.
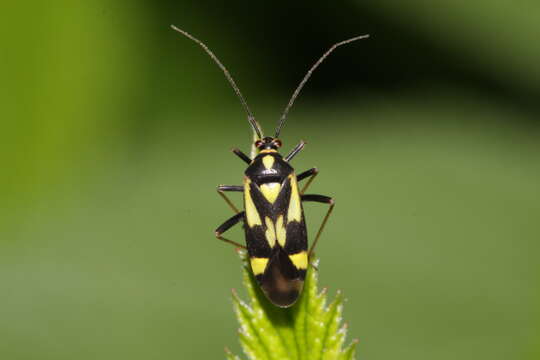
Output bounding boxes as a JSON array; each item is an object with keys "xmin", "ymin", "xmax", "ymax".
[{"xmin": 320, "ymin": 286, "xmax": 328, "ymax": 295}]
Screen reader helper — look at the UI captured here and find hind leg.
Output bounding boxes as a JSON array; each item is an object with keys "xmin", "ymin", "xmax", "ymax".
[
  {"xmin": 215, "ymin": 211, "xmax": 246, "ymax": 249},
  {"xmin": 301, "ymin": 194, "xmax": 335, "ymax": 258}
]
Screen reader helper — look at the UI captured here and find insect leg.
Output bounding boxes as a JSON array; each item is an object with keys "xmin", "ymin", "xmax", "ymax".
[
  {"xmin": 232, "ymin": 148, "xmax": 251, "ymax": 164},
  {"xmin": 284, "ymin": 140, "xmax": 306, "ymax": 162},
  {"xmin": 297, "ymin": 167, "xmax": 319, "ymax": 194},
  {"xmin": 301, "ymin": 194, "xmax": 335, "ymax": 257},
  {"xmin": 215, "ymin": 211, "xmax": 246, "ymax": 249},
  {"xmin": 217, "ymin": 185, "xmax": 243, "ymax": 213}
]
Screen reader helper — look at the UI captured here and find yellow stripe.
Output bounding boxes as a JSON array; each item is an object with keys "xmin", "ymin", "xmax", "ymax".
[
  {"xmin": 244, "ymin": 178, "xmax": 262, "ymax": 227},
  {"xmin": 260, "ymin": 149, "xmax": 277, "ymax": 153},
  {"xmin": 289, "ymin": 251, "xmax": 308, "ymax": 270},
  {"xmin": 264, "ymin": 216, "xmax": 276, "ymax": 247},
  {"xmin": 287, "ymin": 174, "xmax": 302, "ymax": 222},
  {"xmin": 262, "ymin": 155, "xmax": 275, "ymax": 169},
  {"xmin": 275, "ymin": 215, "xmax": 287, "ymax": 247},
  {"xmin": 250, "ymin": 257, "xmax": 269, "ymax": 275},
  {"xmin": 260, "ymin": 182, "xmax": 281, "ymax": 204}
]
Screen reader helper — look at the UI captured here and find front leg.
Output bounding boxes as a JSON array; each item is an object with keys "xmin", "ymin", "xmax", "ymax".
[
  {"xmin": 301, "ymin": 194, "xmax": 335, "ymax": 257},
  {"xmin": 215, "ymin": 211, "xmax": 246, "ymax": 249},
  {"xmin": 285, "ymin": 140, "xmax": 306, "ymax": 162},
  {"xmin": 232, "ymin": 148, "xmax": 251, "ymax": 164}
]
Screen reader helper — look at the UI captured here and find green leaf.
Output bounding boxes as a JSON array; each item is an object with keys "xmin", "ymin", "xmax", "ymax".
[{"xmin": 228, "ymin": 251, "xmax": 359, "ymax": 360}]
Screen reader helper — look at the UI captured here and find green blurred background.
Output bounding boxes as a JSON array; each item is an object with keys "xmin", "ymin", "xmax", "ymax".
[{"xmin": 1, "ymin": 1, "xmax": 539, "ymax": 359}]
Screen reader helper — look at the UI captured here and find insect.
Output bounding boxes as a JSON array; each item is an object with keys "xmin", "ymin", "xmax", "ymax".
[{"xmin": 171, "ymin": 25, "xmax": 368, "ymax": 307}]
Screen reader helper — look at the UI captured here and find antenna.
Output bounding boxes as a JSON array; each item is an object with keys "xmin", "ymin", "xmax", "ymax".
[
  {"xmin": 171, "ymin": 25, "xmax": 263, "ymax": 139},
  {"xmin": 275, "ymin": 34, "xmax": 370, "ymax": 138}
]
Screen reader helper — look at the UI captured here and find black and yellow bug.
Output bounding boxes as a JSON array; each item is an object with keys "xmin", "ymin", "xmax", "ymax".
[{"xmin": 172, "ymin": 25, "xmax": 368, "ymax": 307}]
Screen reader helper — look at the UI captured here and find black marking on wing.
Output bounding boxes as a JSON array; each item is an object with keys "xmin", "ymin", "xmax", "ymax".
[
  {"xmin": 244, "ymin": 175, "xmax": 308, "ymax": 259},
  {"xmin": 284, "ymin": 220, "xmax": 307, "ymax": 254},
  {"xmin": 256, "ymin": 246, "xmax": 306, "ymax": 307}
]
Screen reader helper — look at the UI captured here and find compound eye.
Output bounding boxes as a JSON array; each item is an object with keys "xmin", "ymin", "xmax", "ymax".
[
  {"xmin": 274, "ymin": 139, "xmax": 282, "ymax": 148},
  {"xmin": 255, "ymin": 140, "xmax": 263, "ymax": 147}
]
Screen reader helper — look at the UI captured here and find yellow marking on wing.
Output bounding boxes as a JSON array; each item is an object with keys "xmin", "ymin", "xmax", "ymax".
[
  {"xmin": 289, "ymin": 251, "xmax": 308, "ymax": 270},
  {"xmin": 244, "ymin": 178, "xmax": 262, "ymax": 227},
  {"xmin": 260, "ymin": 182, "xmax": 281, "ymax": 204},
  {"xmin": 262, "ymin": 155, "xmax": 275, "ymax": 169},
  {"xmin": 250, "ymin": 257, "xmax": 269, "ymax": 275},
  {"xmin": 275, "ymin": 215, "xmax": 287, "ymax": 247},
  {"xmin": 265, "ymin": 216, "xmax": 276, "ymax": 248},
  {"xmin": 287, "ymin": 174, "xmax": 302, "ymax": 222}
]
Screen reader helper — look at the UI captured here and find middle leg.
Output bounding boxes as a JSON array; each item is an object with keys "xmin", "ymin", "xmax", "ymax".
[
  {"xmin": 297, "ymin": 167, "xmax": 319, "ymax": 194},
  {"xmin": 217, "ymin": 185, "xmax": 243, "ymax": 214}
]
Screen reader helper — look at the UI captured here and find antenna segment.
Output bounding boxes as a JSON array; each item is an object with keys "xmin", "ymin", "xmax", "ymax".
[
  {"xmin": 275, "ymin": 34, "xmax": 370, "ymax": 137},
  {"xmin": 171, "ymin": 25, "xmax": 263, "ymax": 139}
]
